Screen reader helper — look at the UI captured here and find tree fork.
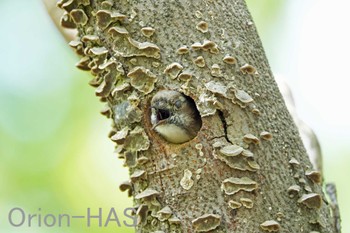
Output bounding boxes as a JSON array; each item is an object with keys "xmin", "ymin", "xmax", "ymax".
[{"xmin": 57, "ymin": 0, "xmax": 337, "ymax": 232}]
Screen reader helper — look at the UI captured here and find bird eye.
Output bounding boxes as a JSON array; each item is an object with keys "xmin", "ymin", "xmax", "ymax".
[{"xmin": 175, "ymin": 100, "xmax": 182, "ymax": 109}]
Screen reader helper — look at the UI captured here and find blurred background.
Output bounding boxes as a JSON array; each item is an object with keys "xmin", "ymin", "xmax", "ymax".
[{"xmin": 0, "ymin": 0, "xmax": 348, "ymax": 232}]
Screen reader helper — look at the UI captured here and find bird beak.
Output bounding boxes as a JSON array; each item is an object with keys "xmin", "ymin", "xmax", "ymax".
[
  {"xmin": 152, "ymin": 119, "xmax": 166, "ymax": 130},
  {"xmin": 151, "ymin": 106, "xmax": 171, "ymax": 131}
]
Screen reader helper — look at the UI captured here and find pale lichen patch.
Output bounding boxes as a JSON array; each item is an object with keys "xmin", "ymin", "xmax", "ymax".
[
  {"xmin": 195, "ymin": 143, "xmax": 204, "ymax": 157},
  {"xmin": 96, "ymin": 10, "xmax": 127, "ymax": 30},
  {"xmin": 223, "ymin": 55, "xmax": 237, "ymax": 64},
  {"xmin": 113, "ymin": 101, "xmax": 142, "ymax": 126},
  {"xmin": 101, "ymin": 0, "xmax": 114, "ymax": 10},
  {"xmin": 88, "ymin": 75, "xmax": 103, "ymax": 87},
  {"xmin": 152, "ymin": 62, "xmax": 160, "ymax": 68},
  {"xmin": 196, "ymin": 21, "xmax": 209, "ymax": 33},
  {"xmin": 298, "ymin": 193, "xmax": 322, "ymax": 209},
  {"xmin": 243, "ymin": 134, "xmax": 260, "ymax": 144},
  {"xmin": 130, "ymin": 169, "xmax": 147, "ymax": 183},
  {"xmin": 70, "ymin": 9, "xmax": 88, "ymax": 25},
  {"xmin": 99, "ymin": 58, "xmax": 123, "ymax": 72},
  {"xmin": 209, "ymin": 46, "xmax": 220, "ymax": 54},
  {"xmin": 136, "ymin": 204, "xmax": 148, "ymax": 226},
  {"xmin": 197, "ymin": 93, "xmax": 219, "ymax": 116},
  {"xmin": 180, "ymin": 169, "xmax": 194, "ymax": 190},
  {"xmin": 305, "ymin": 170, "xmax": 322, "ymax": 184},
  {"xmin": 240, "ymin": 63, "xmax": 257, "ymax": 74},
  {"xmin": 240, "ymin": 197, "xmax": 253, "ymax": 208},
  {"xmin": 127, "ymin": 38, "xmax": 161, "ymax": 59},
  {"xmin": 221, "ymin": 177, "xmax": 258, "ymax": 195},
  {"xmin": 90, "ymin": 46, "xmax": 108, "ymax": 56},
  {"xmin": 100, "ymin": 105, "xmax": 111, "ymax": 118},
  {"xmin": 191, "ymin": 42, "xmax": 203, "ymax": 50},
  {"xmin": 195, "ymin": 10, "xmax": 203, "ymax": 19},
  {"xmin": 95, "ymin": 78, "xmax": 112, "ymax": 97},
  {"xmin": 260, "ymin": 220, "xmax": 281, "ymax": 232},
  {"xmin": 69, "ymin": 39, "xmax": 84, "ymax": 55},
  {"xmin": 135, "ymin": 188, "xmax": 160, "ymax": 200},
  {"xmin": 252, "ymin": 108, "xmax": 261, "ymax": 115},
  {"xmin": 194, "ymin": 56, "xmax": 206, "ymax": 68},
  {"xmin": 141, "ymin": 27, "xmax": 155, "ymax": 38},
  {"xmin": 128, "ymin": 93, "xmax": 141, "ymax": 107},
  {"xmin": 192, "ymin": 214, "xmax": 221, "ymax": 232},
  {"xmin": 59, "ymin": 0, "xmax": 76, "ymax": 13},
  {"xmin": 76, "ymin": 56, "xmax": 91, "ymax": 71},
  {"xmin": 289, "ymin": 157, "xmax": 300, "ymax": 166},
  {"xmin": 219, "ymin": 145, "xmax": 244, "ymax": 157},
  {"xmin": 82, "ymin": 34, "xmax": 99, "ymax": 43},
  {"xmin": 111, "ymin": 83, "xmax": 130, "ymax": 97},
  {"xmin": 213, "ymin": 142, "xmax": 259, "ymax": 172},
  {"xmin": 202, "ymin": 40, "xmax": 219, "ymax": 54},
  {"xmin": 108, "ymin": 26, "xmax": 129, "ymax": 36},
  {"xmin": 299, "ymin": 178, "xmax": 307, "ymax": 184},
  {"xmin": 123, "ymin": 126, "xmax": 150, "ymax": 152},
  {"xmin": 137, "ymin": 156, "xmax": 150, "ymax": 165},
  {"xmin": 168, "ymin": 216, "xmax": 181, "ymax": 224},
  {"xmin": 242, "ymin": 149, "xmax": 254, "ymax": 158},
  {"xmin": 215, "ymin": 148, "xmax": 260, "ymax": 171},
  {"xmin": 56, "ymin": 0, "xmax": 71, "ymax": 10},
  {"xmin": 228, "ymin": 200, "xmax": 242, "ymax": 209},
  {"xmin": 210, "ymin": 64, "xmax": 222, "ymax": 77},
  {"xmin": 309, "ymin": 218, "xmax": 327, "ymax": 229},
  {"xmin": 260, "ymin": 131, "xmax": 273, "ymax": 141},
  {"xmin": 178, "ymin": 72, "xmax": 193, "ymax": 81},
  {"xmin": 164, "ymin": 62, "xmax": 184, "ymax": 79},
  {"xmin": 157, "ymin": 206, "xmax": 173, "ymax": 221},
  {"xmin": 119, "ymin": 181, "xmax": 133, "ymax": 197},
  {"xmin": 177, "ymin": 45, "xmax": 189, "ymax": 54},
  {"xmin": 247, "ymin": 160, "xmax": 260, "ymax": 170},
  {"xmin": 304, "ymin": 185, "xmax": 312, "ymax": 193},
  {"xmin": 205, "ymin": 81, "xmax": 228, "ymax": 97},
  {"xmin": 127, "ymin": 66, "xmax": 157, "ymax": 94},
  {"xmin": 60, "ymin": 12, "xmax": 76, "ymax": 29},
  {"xmin": 234, "ymin": 89, "xmax": 254, "ymax": 103},
  {"xmin": 111, "ymin": 126, "xmax": 129, "ymax": 144}
]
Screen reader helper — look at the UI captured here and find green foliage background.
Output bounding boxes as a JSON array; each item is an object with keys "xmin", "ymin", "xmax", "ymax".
[{"xmin": 0, "ymin": 0, "xmax": 347, "ymax": 232}]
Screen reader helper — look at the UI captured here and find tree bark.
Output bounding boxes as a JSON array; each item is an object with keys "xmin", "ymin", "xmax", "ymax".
[{"xmin": 57, "ymin": 0, "xmax": 337, "ymax": 232}]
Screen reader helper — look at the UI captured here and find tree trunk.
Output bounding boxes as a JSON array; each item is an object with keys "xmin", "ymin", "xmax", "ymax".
[{"xmin": 57, "ymin": 0, "xmax": 336, "ymax": 232}]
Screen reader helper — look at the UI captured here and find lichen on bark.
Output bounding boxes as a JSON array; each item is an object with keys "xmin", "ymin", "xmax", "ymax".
[{"xmin": 57, "ymin": 0, "xmax": 337, "ymax": 232}]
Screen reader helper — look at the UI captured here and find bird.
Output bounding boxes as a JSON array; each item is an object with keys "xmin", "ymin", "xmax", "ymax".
[{"xmin": 150, "ymin": 90, "xmax": 202, "ymax": 144}]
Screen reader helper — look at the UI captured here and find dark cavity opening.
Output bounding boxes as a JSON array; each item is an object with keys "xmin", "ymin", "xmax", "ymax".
[{"xmin": 157, "ymin": 109, "xmax": 171, "ymax": 121}]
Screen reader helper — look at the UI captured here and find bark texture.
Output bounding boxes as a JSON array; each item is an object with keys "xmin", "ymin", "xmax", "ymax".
[{"xmin": 57, "ymin": 0, "xmax": 336, "ymax": 232}]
